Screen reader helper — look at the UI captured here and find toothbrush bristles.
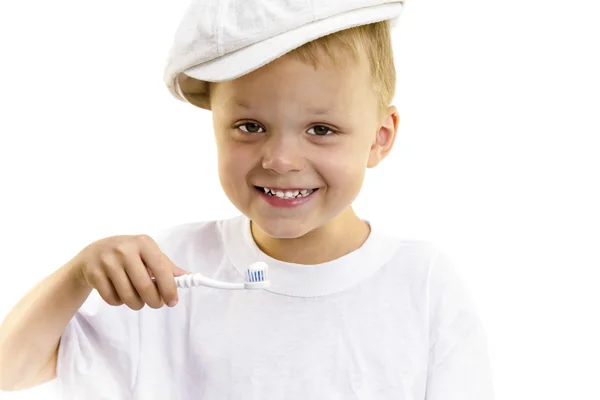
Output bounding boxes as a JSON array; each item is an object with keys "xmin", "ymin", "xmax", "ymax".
[{"xmin": 246, "ymin": 262, "xmax": 268, "ymax": 282}]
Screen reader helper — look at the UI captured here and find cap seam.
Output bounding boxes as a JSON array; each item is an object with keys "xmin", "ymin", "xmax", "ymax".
[{"xmin": 216, "ymin": 0, "xmax": 227, "ymax": 56}]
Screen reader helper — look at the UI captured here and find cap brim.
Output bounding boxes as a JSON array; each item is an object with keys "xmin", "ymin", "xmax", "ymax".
[{"xmin": 172, "ymin": 2, "xmax": 404, "ymax": 107}]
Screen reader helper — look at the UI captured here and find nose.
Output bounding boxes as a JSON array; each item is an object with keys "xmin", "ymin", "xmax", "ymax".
[{"xmin": 261, "ymin": 134, "xmax": 304, "ymax": 174}]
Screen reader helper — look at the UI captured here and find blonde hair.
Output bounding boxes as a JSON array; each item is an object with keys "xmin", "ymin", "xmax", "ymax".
[
  {"xmin": 180, "ymin": 21, "xmax": 396, "ymax": 112},
  {"xmin": 289, "ymin": 21, "xmax": 396, "ymax": 112}
]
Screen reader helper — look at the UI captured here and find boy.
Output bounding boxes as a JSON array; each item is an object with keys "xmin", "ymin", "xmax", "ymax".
[{"xmin": 0, "ymin": 0, "xmax": 494, "ymax": 398}]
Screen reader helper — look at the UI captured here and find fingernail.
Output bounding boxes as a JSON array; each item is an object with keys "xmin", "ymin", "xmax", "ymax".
[{"xmin": 168, "ymin": 299, "xmax": 178, "ymax": 307}]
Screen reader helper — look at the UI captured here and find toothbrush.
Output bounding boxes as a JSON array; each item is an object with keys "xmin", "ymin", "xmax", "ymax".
[{"xmin": 152, "ymin": 261, "xmax": 270, "ymax": 290}]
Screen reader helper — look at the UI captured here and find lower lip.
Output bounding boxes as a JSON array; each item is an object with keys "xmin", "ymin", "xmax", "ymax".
[{"xmin": 256, "ymin": 188, "xmax": 318, "ymax": 208}]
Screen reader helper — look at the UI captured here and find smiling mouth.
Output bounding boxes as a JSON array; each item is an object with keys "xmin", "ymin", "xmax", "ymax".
[{"xmin": 255, "ymin": 186, "xmax": 319, "ymax": 199}]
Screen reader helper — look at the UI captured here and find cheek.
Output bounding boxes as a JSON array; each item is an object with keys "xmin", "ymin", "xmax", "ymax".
[
  {"xmin": 216, "ymin": 141, "xmax": 238, "ymax": 186},
  {"xmin": 217, "ymin": 142, "xmax": 253, "ymax": 189},
  {"xmin": 319, "ymin": 144, "xmax": 369, "ymax": 192}
]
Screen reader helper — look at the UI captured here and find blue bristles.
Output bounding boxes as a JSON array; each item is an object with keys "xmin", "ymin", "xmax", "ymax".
[{"xmin": 247, "ymin": 269, "xmax": 265, "ymax": 282}]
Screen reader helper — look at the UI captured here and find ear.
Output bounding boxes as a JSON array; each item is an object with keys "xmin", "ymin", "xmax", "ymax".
[{"xmin": 367, "ymin": 106, "xmax": 400, "ymax": 168}]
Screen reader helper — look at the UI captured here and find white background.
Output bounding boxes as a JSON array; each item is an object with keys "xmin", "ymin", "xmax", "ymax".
[{"xmin": 1, "ymin": 0, "xmax": 599, "ymax": 399}]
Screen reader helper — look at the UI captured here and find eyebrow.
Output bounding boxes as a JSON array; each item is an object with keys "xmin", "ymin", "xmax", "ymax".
[
  {"xmin": 231, "ymin": 100, "xmax": 332, "ymax": 116},
  {"xmin": 233, "ymin": 100, "xmax": 251, "ymax": 109},
  {"xmin": 306, "ymin": 108, "xmax": 332, "ymax": 116}
]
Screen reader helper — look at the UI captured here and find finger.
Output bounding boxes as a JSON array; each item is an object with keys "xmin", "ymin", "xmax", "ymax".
[
  {"xmin": 123, "ymin": 253, "xmax": 164, "ymax": 309},
  {"xmin": 88, "ymin": 270, "xmax": 123, "ymax": 306},
  {"xmin": 104, "ymin": 263, "xmax": 145, "ymax": 311},
  {"xmin": 138, "ymin": 237, "xmax": 179, "ymax": 307}
]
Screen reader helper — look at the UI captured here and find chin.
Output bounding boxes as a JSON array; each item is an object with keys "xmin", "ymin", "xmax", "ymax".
[{"xmin": 252, "ymin": 216, "xmax": 313, "ymax": 239}]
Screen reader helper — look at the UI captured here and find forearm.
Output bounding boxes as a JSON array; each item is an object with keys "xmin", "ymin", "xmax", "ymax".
[{"xmin": 0, "ymin": 257, "xmax": 92, "ymax": 389}]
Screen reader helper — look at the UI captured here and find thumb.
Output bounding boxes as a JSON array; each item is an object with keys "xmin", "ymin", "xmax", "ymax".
[{"xmin": 172, "ymin": 265, "xmax": 192, "ymax": 277}]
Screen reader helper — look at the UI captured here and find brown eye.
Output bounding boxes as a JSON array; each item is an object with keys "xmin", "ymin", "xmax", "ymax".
[
  {"xmin": 239, "ymin": 123, "xmax": 264, "ymax": 133},
  {"xmin": 308, "ymin": 125, "xmax": 333, "ymax": 136}
]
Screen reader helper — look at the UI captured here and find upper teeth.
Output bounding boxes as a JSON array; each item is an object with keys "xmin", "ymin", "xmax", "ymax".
[{"xmin": 262, "ymin": 187, "xmax": 314, "ymax": 199}]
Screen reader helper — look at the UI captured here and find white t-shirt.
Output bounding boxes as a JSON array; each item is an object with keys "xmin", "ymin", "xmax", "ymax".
[{"xmin": 52, "ymin": 215, "xmax": 494, "ymax": 399}]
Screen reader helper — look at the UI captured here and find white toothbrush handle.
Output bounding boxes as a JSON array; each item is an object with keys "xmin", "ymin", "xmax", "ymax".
[{"xmin": 174, "ymin": 273, "xmax": 245, "ymax": 290}]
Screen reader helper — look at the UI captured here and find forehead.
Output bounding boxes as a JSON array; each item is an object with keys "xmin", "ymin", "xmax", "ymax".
[{"xmin": 210, "ymin": 53, "xmax": 375, "ymax": 114}]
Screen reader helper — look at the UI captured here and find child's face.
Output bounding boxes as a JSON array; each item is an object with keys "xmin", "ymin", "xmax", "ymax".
[{"xmin": 210, "ymin": 52, "xmax": 397, "ymax": 239}]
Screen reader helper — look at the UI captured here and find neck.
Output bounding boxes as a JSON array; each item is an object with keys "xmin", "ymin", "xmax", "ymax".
[{"xmin": 250, "ymin": 207, "xmax": 371, "ymax": 265}]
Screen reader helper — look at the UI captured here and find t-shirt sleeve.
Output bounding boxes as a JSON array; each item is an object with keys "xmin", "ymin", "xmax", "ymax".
[
  {"xmin": 425, "ymin": 248, "xmax": 495, "ymax": 400},
  {"xmin": 54, "ymin": 227, "xmax": 181, "ymax": 399},
  {"xmin": 55, "ymin": 290, "xmax": 141, "ymax": 399}
]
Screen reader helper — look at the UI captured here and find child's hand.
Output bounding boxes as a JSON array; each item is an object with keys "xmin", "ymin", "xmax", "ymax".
[{"xmin": 72, "ymin": 235, "xmax": 189, "ymax": 310}]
